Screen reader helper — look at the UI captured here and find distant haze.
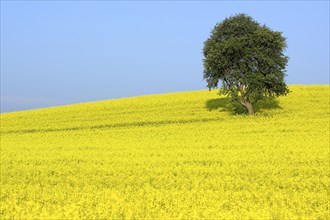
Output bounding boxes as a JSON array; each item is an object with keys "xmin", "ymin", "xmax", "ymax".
[{"xmin": 1, "ymin": 1, "xmax": 329, "ymax": 113}]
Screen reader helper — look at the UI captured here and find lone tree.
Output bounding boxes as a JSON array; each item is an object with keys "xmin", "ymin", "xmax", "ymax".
[{"xmin": 203, "ymin": 14, "xmax": 289, "ymax": 115}]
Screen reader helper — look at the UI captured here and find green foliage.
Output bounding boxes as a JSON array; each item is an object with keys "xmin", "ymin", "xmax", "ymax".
[{"xmin": 203, "ymin": 14, "xmax": 289, "ymax": 114}]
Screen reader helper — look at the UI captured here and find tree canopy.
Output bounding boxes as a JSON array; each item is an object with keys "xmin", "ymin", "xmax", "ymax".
[{"xmin": 203, "ymin": 14, "xmax": 289, "ymax": 115}]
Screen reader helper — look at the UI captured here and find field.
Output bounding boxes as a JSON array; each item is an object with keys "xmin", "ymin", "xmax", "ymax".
[{"xmin": 1, "ymin": 85, "xmax": 329, "ymax": 219}]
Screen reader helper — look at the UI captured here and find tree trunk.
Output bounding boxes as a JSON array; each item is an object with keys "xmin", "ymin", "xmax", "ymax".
[
  {"xmin": 245, "ymin": 101, "xmax": 254, "ymax": 115},
  {"xmin": 238, "ymin": 84, "xmax": 254, "ymax": 115}
]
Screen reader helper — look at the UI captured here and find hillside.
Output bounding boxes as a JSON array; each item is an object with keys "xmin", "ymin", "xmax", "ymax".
[{"xmin": 1, "ymin": 85, "xmax": 329, "ymax": 219}]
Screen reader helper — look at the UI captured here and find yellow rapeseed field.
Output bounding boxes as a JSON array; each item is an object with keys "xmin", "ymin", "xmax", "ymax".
[{"xmin": 1, "ymin": 85, "xmax": 329, "ymax": 219}]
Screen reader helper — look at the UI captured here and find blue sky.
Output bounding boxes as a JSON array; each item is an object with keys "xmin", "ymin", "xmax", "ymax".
[{"xmin": 1, "ymin": 1, "xmax": 329, "ymax": 113}]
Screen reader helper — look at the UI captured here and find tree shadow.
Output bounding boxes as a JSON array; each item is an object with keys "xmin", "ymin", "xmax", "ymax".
[{"xmin": 205, "ymin": 96, "xmax": 281, "ymax": 115}]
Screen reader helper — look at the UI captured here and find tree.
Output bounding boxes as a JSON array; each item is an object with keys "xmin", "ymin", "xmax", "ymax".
[{"xmin": 203, "ymin": 14, "xmax": 289, "ymax": 115}]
